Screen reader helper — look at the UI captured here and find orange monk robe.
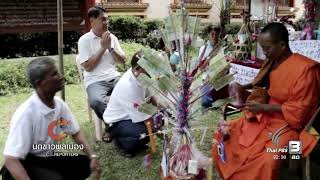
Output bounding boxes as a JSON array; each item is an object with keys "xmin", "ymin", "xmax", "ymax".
[{"xmin": 212, "ymin": 54, "xmax": 320, "ymax": 180}]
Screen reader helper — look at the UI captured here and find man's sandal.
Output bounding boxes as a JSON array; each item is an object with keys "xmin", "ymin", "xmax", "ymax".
[{"xmin": 102, "ymin": 132, "xmax": 113, "ymax": 143}]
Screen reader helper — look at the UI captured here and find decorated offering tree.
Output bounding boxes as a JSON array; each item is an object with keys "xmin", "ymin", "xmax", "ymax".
[{"xmin": 134, "ymin": 1, "xmax": 234, "ymax": 179}]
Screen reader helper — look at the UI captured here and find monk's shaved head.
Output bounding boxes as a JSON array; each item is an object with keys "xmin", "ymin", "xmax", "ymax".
[{"xmin": 261, "ymin": 22, "xmax": 289, "ymax": 47}]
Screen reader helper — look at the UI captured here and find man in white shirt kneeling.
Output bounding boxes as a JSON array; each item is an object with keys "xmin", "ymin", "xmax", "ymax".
[{"xmin": 103, "ymin": 51, "xmax": 155, "ymax": 157}]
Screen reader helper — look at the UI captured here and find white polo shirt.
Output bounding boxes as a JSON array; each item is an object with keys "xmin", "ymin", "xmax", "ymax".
[
  {"xmin": 198, "ymin": 41, "xmax": 214, "ymax": 60},
  {"xmin": 199, "ymin": 41, "xmax": 214, "ymax": 79},
  {"xmin": 3, "ymin": 93, "xmax": 80, "ymax": 159},
  {"xmin": 103, "ymin": 68, "xmax": 151, "ymax": 124},
  {"xmin": 77, "ymin": 30, "xmax": 125, "ymax": 88}
]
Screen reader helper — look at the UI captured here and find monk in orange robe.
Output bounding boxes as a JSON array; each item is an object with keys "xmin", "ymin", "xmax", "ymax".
[{"xmin": 212, "ymin": 22, "xmax": 320, "ymax": 180}]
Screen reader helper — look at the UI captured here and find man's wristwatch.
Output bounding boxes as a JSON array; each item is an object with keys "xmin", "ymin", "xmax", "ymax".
[
  {"xmin": 108, "ymin": 48, "xmax": 114, "ymax": 54},
  {"xmin": 90, "ymin": 154, "xmax": 98, "ymax": 159}
]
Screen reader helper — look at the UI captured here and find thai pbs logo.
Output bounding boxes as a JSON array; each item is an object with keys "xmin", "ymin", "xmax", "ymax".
[{"xmin": 288, "ymin": 141, "xmax": 302, "ymax": 160}]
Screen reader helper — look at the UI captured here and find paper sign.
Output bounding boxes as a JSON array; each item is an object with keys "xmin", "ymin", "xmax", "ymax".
[
  {"xmin": 289, "ymin": 40, "xmax": 320, "ymax": 62},
  {"xmin": 230, "ymin": 63, "xmax": 260, "ymax": 85},
  {"xmin": 231, "ymin": 40, "xmax": 320, "ymax": 85}
]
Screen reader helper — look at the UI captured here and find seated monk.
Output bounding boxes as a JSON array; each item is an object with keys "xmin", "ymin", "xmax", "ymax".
[{"xmin": 212, "ymin": 22, "xmax": 320, "ymax": 180}]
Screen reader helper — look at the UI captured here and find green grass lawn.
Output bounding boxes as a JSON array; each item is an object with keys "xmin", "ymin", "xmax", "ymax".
[{"xmin": 0, "ymin": 84, "xmax": 221, "ymax": 180}]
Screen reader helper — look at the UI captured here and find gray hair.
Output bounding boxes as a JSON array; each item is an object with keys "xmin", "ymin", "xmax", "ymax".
[{"xmin": 27, "ymin": 57, "xmax": 55, "ymax": 88}]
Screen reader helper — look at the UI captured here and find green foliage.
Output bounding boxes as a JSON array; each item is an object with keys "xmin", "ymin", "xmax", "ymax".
[
  {"xmin": 0, "ymin": 56, "xmax": 79, "ymax": 96},
  {"xmin": 224, "ymin": 23, "xmax": 242, "ymax": 35},
  {"xmin": 144, "ymin": 19, "xmax": 164, "ymax": 33},
  {"xmin": 0, "ymin": 59, "xmax": 30, "ymax": 95},
  {"xmin": 109, "ymin": 16, "xmax": 164, "ymax": 46},
  {"xmin": 145, "ymin": 30, "xmax": 163, "ymax": 50},
  {"xmin": 109, "ymin": 16, "xmax": 147, "ymax": 41},
  {"xmin": 144, "ymin": 20, "xmax": 165, "ymax": 50},
  {"xmin": 62, "ymin": 55, "xmax": 80, "ymax": 85}
]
